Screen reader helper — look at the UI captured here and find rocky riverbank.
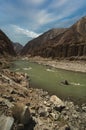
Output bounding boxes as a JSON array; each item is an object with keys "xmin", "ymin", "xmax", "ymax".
[
  {"xmin": 0, "ymin": 69, "xmax": 86, "ymax": 130},
  {"xmin": 26, "ymin": 56, "xmax": 86, "ymax": 73},
  {"xmin": 0, "ymin": 56, "xmax": 16, "ymax": 69}
]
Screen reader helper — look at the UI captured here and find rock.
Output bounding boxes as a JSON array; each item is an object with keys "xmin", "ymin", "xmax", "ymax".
[
  {"xmin": 72, "ymin": 113, "xmax": 78, "ymax": 119},
  {"xmin": 2, "ymin": 95, "xmax": 14, "ymax": 102},
  {"xmin": 0, "ymin": 114, "xmax": 14, "ymax": 130},
  {"xmin": 82, "ymin": 104, "xmax": 86, "ymax": 112},
  {"xmin": 12, "ymin": 103, "xmax": 31, "ymax": 125},
  {"xmin": 61, "ymin": 80, "xmax": 70, "ymax": 85},
  {"xmin": 44, "ymin": 101, "xmax": 51, "ymax": 107},
  {"xmin": 30, "ymin": 109, "xmax": 36, "ymax": 116},
  {"xmin": 50, "ymin": 112, "xmax": 59, "ymax": 121},
  {"xmin": 50, "ymin": 95, "xmax": 65, "ymax": 112},
  {"xmin": 68, "ymin": 124, "xmax": 79, "ymax": 130},
  {"xmin": 34, "ymin": 123, "xmax": 52, "ymax": 130},
  {"xmin": 35, "ymin": 117, "xmax": 44, "ymax": 125},
  {"xmin": 59, "ymin": 125, "xmax": 70, "ymax": 130},
  {"xmin": 3, "ymin": 99, "xmax": 14, "ymax": 108},
  {"xmin": 50, "ymin": 95, "xmax": 64, "ymax": 105},
  {"xmin": 38, "ymin": 106, "xmax": 49, "ymax": 117},
  {"xmin": 0, "ymin": 98, "xmax": 14, "ymax": 117},
  {"xmin": 17, "ymin": 124, "xmax": 24, "ymax": 130}
]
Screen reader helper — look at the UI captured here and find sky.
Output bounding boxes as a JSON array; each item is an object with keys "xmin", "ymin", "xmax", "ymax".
[{"xmin": 0, "ymin": 0, "xmax": 86, "ymax": 45}]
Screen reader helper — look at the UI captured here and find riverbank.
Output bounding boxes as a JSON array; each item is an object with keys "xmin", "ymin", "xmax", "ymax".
[
  {"xmin": 26, "ymin": 56, "xmax": 86, "ymax": 73},
  {"xmin": 0, "ymin": 69, "xmax": 86, "ymax": 130},
  {"xmin": 0, "ymin": 58, "xmax": 86, "ymax": 130}
]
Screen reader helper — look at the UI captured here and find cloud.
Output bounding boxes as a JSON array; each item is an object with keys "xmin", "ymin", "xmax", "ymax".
[
  {"xmin": 28, "ymin": 0, "xmax": 86, "ymax": 31},
  {"xmin": 12, "ymin": 25, "xmax": 41, "ymax": 38},
  {"xmin": 1, "ymin": 24, "xmax": 41, "ymax": 45},
  {"xmin": 1, "ymin": 0, "xmax": 85, "ymax": 30},
  {"xmin": 49, "ymin": 0, "xmax": 69, "ymax": 9},
  {"xmin": 48, "ymin": 0, "xmax": 86, "ymax": 20},
  {"xmin": 0, "ymin": 0, "xmax": 86, "ymax": 45},
  {"xmin": 33, "ymin": 10, "xmax": 56, "ymax": 25}
]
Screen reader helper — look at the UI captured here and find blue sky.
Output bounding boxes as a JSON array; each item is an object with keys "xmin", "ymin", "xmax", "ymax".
[{"xmin": 0, "ymin": 0, "xmax": 86, "ymax": 45}]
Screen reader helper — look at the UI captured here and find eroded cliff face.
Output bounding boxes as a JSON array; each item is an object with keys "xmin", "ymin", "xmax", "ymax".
[
  {"xmin": 0, "ymin": 30, "xmax": 16, "ymax": 56},
  {"xmin": 21, "ymin": 17, "xmax": 86, "ymax": 59}
]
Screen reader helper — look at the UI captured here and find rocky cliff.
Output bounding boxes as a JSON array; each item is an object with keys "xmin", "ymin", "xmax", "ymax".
[
  {"xmin": 21, "ymin": 17, "xmax": 86, "ymax": 59},
  {"xmin": 0, "ymin": 29, "xmax": 16, "ymax": 56}
]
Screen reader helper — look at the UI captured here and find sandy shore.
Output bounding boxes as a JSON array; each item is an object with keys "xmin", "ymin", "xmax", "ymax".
[{"xmin": 27, "ymin": 56, "xmax": 86, "ymax": 73}]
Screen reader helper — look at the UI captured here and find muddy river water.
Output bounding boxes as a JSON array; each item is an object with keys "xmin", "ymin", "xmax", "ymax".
[{"xmin": 10, "ymin": 60, "xmax": 86, "ymax": 104}]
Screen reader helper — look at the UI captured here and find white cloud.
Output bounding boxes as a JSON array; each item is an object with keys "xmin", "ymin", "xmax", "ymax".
[
  {"xmin": 11, "ymin": 25, "xmax": 41, "ymax": 38},
  {"xmin": 0, "ymin": 0, "xmax": 86, "ymax": 45},
  {"xmin": 1, "ymin": 24, "xmax": 41, "ymax": 45},
  {"xmin": 49, "ymin": 0, "xmax": 85, "ymax": 19},
  {"xmin": 34, "ymin": 10, "xmax": 55, "ymax": 25},
  {"xmin": 1, "ymin": 0, "xmax": 85, "ymax": 31},
  {"xmin": 29, "ymin": 0, "xmax": 86, "ymax": 30}
]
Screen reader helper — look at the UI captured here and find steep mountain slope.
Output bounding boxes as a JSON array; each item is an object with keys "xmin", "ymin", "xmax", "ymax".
[
  {"xmin": 21, "ymin": 17, "xmax": 86, "ymax": 59},
  {"xmin": 43, "ymin": 16, "xmax": 86, "ymax": 58},
  {"xmin": 0, "ymin": 29, "xmax": 16, "ymax": 56},
  {"xmin": 13, "ymin": 42, "xmax": 23, "ymax": 54},
  {"xmin": 21, "ymin": 28, "xmax": 67, "ymax": 55}
]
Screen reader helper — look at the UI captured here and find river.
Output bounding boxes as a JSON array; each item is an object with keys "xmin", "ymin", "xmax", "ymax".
[{"xmin": 10, "ymin": 60, "xmax": 86, "ymax": 104}]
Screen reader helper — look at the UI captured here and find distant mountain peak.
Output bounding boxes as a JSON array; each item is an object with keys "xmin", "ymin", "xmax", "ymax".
[{"xmin": 13, "ymin": 42, "xmax": 23, "ymax": 55}]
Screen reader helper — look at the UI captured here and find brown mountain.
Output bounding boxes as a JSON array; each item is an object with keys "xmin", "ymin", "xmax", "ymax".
[
  {"xmin": 13, "ymin": 42, "xmax": 23, "ymax": 55},
  {"xmin": 20, "ymin": 28, "xmax": 67, "ymax": 55},
  {"xmin": 0, "ymin": 29, "xmax": 16, "ymax": 56},
  {"xmin": 21, "ymin": 17, "xmax": 86, "ymax": 59}
]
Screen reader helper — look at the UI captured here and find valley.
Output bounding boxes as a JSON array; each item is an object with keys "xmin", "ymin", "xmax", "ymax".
[{"xmin": 0, "ymin": 16, "xmax": 86, "ymax": 130}]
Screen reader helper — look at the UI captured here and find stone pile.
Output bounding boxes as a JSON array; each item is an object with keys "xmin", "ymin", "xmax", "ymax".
[{"xmin": 0, "ymin": 70, "xmax": 86, "ymax": 130}]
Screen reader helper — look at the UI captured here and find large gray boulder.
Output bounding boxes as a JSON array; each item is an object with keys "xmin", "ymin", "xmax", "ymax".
[
  {"xmin": 0, "ymin": 115, "xmax": 14, "ymax": 130},
  {"xmin": 50, "ymin": 95, "xmax": 65, "ymax": 107},
  {"xmin": 50, "ymin": 95, "xmax": 65, "ymax": 112}
]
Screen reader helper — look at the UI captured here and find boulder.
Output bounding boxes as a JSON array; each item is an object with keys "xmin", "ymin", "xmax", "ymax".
[
  {"xmin": 61, "ymin": 80, "xmax": 69, "ymax": 85},
  {"xmin": 0, "ymin": 114, "xmax": 14, "ymax": 130},
  {"xmin": 82, "ymin": 104, "xmax": 86, "ymax": 112},
  {"xmin": 38, "ymin": 106, "xmax": 49, "ymax": 117},
  {"xmin": 17, "ymin": 124, "xmax": 24, "ymax": 130},
  {"xmin": 50, "ymin": 95, "xmax": 65, "ymax": 107},
  {"xmin": 12, "ymin": 103, "xmax": 31, "ymax": 125},
  {"xmin": 50, "ymin": 112, "xmax": 59, "ymax": 121},
  {"xmin": 50, "ymin": 95, "xmax": 65, "ymax": 112},
  {"xmin": 59, "ymin": 125, "xmax": 70, "ymax": 130}
]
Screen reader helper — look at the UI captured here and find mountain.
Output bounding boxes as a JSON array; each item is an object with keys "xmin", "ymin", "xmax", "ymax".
[
  {"xmin": 20, "ymin": 28, "xmax": 67, "ymax": 55},
  {"xmin": 0, "ymin": 29, "xmax": 16, "ymax": 56},
  {"xmin": 21, "ymin": 16, "xmax": 86, "ymax": 59},
  {"xmin": 13, "ymin": 42, "xmax": 23, "ymax": 54}
]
